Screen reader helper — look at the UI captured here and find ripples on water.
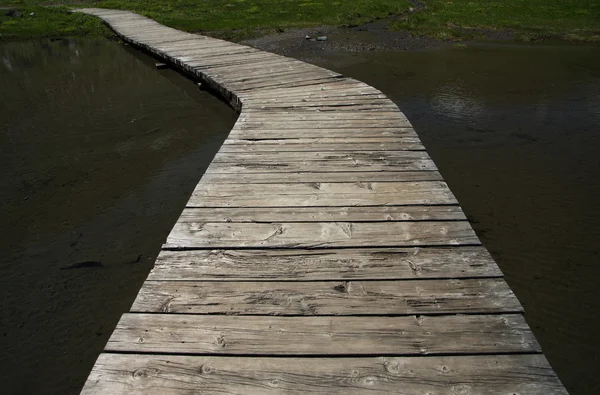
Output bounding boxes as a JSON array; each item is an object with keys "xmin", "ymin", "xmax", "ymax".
[
  {"xmin": 0, "ymin": 38, "xmax": 236, "ymax": 394},
  {"xmin": 303, "ymin": 43, "xmax": 600, "ymax": 394}
]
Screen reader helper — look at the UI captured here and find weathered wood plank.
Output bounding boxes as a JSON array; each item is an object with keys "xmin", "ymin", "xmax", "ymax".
[
  {"xmin": 202, "ymin": 160, "xmax": 435, "ymax": 174},
  {"xmin": 132, "ymin": 278, "xmax": 522, "ymax": 315},
  {"xmin": 235, "ymin": 76, "xmax": 344, "ymax": 93},
  {"xmin": 190, "ymin": 181, "xmax": 455, "ymax": 206},
  {"xmin": 106, "ymin": 314, "xmax": 539, "ymax": 354},
  {"xmin": 239, "ymin": 111, "xmax": 408, "ymax": 121},
  {"xmin": 219, "ymin": 137, "xmax": 426, "ymax": 152},
  {"xmin": 148, "ymin": 247, "xmax": 503, "ymax": 281},
  {"xmin": 237, "ymin": 119, "xmax": 411, "ymax": 129},
  {"xmin": 81, "ymin": 354, "xmax": 567, "ymax": 395},
  {"xmin": 218, "ymin": 142, "xmax": 425, "ymax": 152},
  {"xmin": 177, "ymin": 206, "xmax": 466, "ymax": 222},
  {"xmin": 200, "ymin": 171, "xmax": 444, "ymax": 183},
  {"xmin": 227, "ymin": 127, "xmax": 419, "ymax": 139},
  {"xmin": 164, "ymin": 221, "xmax": 480, "ymax": 248},
  {"xmin": 212, "ymin": 150, "xmax": 431, "ymax": 163}
]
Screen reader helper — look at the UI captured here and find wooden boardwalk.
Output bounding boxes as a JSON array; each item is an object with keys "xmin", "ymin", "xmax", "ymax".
[{"xmin": 77, "ymin": 9, "xmax": 567, "ymax": 394}]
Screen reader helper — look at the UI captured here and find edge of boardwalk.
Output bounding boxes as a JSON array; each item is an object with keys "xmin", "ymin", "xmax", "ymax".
[{"xmin": 74, "ymin": 8, "xmax": 569, "ymax": 395}]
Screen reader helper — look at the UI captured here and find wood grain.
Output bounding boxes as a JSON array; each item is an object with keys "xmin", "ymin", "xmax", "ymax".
[
  {"xmin": 165, "ymin": 221, "xmax": 480, "ymax": 248},
  {"xmin": 81, "ymin": 354, "xmax": 566, "ymax": 395},
  {"xmin": 132, "ymin": 278, "xmax": 522, "ymax": 315},
  {"xmin": 148, "ymin": 247, "xmax": 503, "ymax": 281},
  {"xmin": 190, "ymin": 181, "xmax": 455, "ymax": 206},
  {"xmin": 177, "ymin": 206, "xmax": 466, "ymax": 222},
  {"xmin": 200, "ymin": 171, "xmax": 444, "ymax": 183},
  {"xmin": 106, "ymin": 313, "xmax": 540, "ymax": 354}
]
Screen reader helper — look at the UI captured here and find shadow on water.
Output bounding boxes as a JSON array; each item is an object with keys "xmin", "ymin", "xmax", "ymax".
[
  {"xmin": 0, "ymin": 38, "xmax": 237, "ymax": 394},
  {"xmin": 294, "ymin": 43, "xmax": 600, "ymax": 394}
]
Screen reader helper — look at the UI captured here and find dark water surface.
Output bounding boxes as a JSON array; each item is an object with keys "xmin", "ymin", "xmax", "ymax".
[
  {"xmin": 0, "ymin": 38, "xmax": 236, "ymax": 394},
  {"xmin": 295, "ymin": 44, "xmax": 600, "ymax": 394},
  {"xmin": 2, "ymin": 37, "xmax": 600, "ymax": 395}
]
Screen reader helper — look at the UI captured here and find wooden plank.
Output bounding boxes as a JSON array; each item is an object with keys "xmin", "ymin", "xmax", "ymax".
[
  {"xmin": 234, "ymin": 76, "xmax": 344, "ymax": 93},
  {"xmin": 239, "ymin": 111, "xmax": 408, "ymax": 121},
  {"xmin": 202, "ymin": 159, "xmax": 435, "ymax": 174},
  {"xmin": 190, "ymin": 182, "xmax": 455, "ymax": 206},
  {"xmin": 244, "ymin": 104, "xmax": 400, "ymax": 112},
  {"xmin": 227, "ymin": 127, "xmax": 419, "ymax": 139},
  {"xmin": 212, "ymin": 64, "xmax": 334, "ymax": 81},
  {"xmin": 131, "ymin": 278, "xmax": 522, "ymax": 315},
  {"xmin": 200, "ymin": 171, "xmax": 444, "ymax": 183},
  {"xmin": 237, "ymin": 119, "xmax": 411, "ymax": 129},
  {"xmin": 80, "ymin": 354, "xmax": 567, "ymax": 395},
  {"xmin": 148, "ymin": 247, "xmax": 503, "ymax": 281},
  {"xmin": 212, "ymin": 150, "xmax": 431, "ymax": 163},
  {"xmin": 177, "ymin": 206, "xmax": 466, "ymax": 222},
  {"xmin": 105, "ymin": 314, "xmax": 539, "ymax": 354},
  {"xmin": 164, "ymin": 221, "xmax": 480, "ymax": 249},
  {"xmin": 242, "ymin": 94, "xmax": 390, "ymax": 103},
  {"xmin": 219, "ymin": 137, "xmax": 426, "ymax": 152},
  {"xmin": 241, "ymin": 79, "xmax": 373, "ymax": 97},
  {"xmin": 226, "ymin": 73, "xmax": 342, "ymax": 90}
]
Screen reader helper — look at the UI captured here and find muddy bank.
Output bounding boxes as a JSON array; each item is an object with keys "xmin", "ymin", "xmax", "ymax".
[
  {"xmin": 0, "ymin": 38, "xmax": 236, "ymax": 394},
  {"xmin": 241, "ymin": 24, "xmax": 446, "ymax": 55},
  {"xmin": 240, "ymin": 10, "xmax": 520, "ymax": 55}
]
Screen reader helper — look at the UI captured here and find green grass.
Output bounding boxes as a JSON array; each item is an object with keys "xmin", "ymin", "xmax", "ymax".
[
  {"xmin": 0, "ymin": 6, "xmax": 109, "ymax": 40},
  {"xmin": 391, "ymin": 0, "xmax": 600, "ymax": 42},
  {"xmin": 1, "ymin": 0, "xmax": 411, "ymax": 41},
  {"xmin": 1, "ymin": 0, "xmax": 599, "ymax": 42}
]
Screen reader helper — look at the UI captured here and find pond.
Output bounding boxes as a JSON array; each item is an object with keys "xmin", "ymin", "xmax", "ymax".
[
  {"xmin": 0, "ymin": 38, "xmax": 237, "ymax": 394},
  {"xmin": 291, "ymin": 43, "xmax": 600, "ymax": 394},
  {"xmin": 2, "ymin": 36, "xmax": 600, "ymax": 395}
]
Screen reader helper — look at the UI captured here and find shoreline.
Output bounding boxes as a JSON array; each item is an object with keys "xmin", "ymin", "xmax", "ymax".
[{"xmin": 2, "ymin": 2, "xmax": 599, "ymax": 46}]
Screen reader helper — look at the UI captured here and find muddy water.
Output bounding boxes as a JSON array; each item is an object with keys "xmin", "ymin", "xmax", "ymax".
[
  {"xmin": 293, "ymin": 44, "xmax": 600, "ymax": 394},
  {"xmin": 0, "ymin": 39, "xmax": 236, "ymax": 394}
]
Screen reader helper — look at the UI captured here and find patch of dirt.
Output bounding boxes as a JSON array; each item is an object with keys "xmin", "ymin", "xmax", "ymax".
[
  {"xmin": 239, "ymin": 1, "xmax": 517, "ymax": 55},
  {"xmin": 241, "ymin": 25, "xmax": 446, "ymax": 57}
]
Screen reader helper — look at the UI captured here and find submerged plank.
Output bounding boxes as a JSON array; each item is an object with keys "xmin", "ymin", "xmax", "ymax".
[{"xmin": 148, "ymin": 247, "xmax": 503, "ymax": 281}]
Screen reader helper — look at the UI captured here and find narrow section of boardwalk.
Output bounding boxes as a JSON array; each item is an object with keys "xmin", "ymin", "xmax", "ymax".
[{"xmin": 77, "ymin": 9, "xmax": 567, "ymax": 394}]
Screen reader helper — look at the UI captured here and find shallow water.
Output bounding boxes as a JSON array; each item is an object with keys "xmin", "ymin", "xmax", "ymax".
[
  {"xmin": 2, "ymin": 36, "xmax": 600, "ymax": 395},
  {"xmin": 0, "ymin": 38, "xmax": 236, "ymax": 394},
  {"xmin": 295, "ymin": 43, "xmax": 600, "ymax": 394}
]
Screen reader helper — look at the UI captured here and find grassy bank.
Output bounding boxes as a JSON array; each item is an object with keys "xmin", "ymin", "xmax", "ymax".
[
  {"xmin": 392, "ymin": 0, "xmax": 600, "ymax": 42},
  {"xmin": 0, "ymin": 0, "xmax": 410, "ymax": 41},
  {"xmin": 1, "ymin": 0, "xmax": 599, "ymax": 42},
  {"xmin": 0, "ymin": 6, "xmax": 108, "ymax": 40}
]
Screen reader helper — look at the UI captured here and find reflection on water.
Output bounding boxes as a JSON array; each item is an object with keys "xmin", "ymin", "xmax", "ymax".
[
  {"xmin": 0, "ymin": 39, "xmax": 237, "ymax": 395},
  {"xmin": 302, "ymin": 43, "xmax": 600, "ymax": 394}
]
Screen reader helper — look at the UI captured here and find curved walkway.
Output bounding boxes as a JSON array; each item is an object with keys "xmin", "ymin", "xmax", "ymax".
[{"xmin": 76, "ymin": 9, "xmax": 566, "ymax": 395}]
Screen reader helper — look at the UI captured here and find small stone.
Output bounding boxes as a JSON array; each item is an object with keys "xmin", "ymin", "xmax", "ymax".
[
  {"xmin": 5, "ymin": 9, "xmax": 22, "ymax": 17},
  {"xmin": 316, "ymin": 36, "xmax": 328, "ymax": 41}
]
